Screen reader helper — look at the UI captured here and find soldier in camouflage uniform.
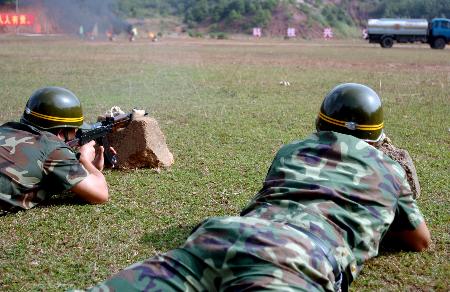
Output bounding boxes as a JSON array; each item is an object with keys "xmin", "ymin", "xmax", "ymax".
[
  {"xmin": 86, "ymin": 83, "xmax": 430, "ymax": 292},
  {"xmin": 0, "ymin": 87, "xmax": 110, "ymax": 213}
]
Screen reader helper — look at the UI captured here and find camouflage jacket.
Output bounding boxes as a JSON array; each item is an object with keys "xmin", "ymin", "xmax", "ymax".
[
  {"xmin": 0, "ymin": 122, "xmax": 88, "ymax": 211},
  {"xmin": 83, "ymin": 132, "xmax": 424, "ymax": 291},
  {"xmin": 241, "ymin": 131, "xmax": 424, "ymax": 283}
]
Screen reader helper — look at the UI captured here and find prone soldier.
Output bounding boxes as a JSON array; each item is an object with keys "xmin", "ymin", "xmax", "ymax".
[
  {"xmin": 85, "ymin": 83, "xmax": 431, "ymax": 291},
  {"xmin": 0, "ymin": 87, "xmax": 111, "ymax": 213}
]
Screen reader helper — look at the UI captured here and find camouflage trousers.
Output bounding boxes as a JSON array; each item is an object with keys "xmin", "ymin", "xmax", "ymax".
[{"xmin": 89, "ymin": 216, "xmax": 338, "ymax": 292}]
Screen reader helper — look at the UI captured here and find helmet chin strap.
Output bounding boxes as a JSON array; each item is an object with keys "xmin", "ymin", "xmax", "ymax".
[
  {"xmin": 367, "ymin": 131, "xmax": 385, "ymax": 145},
  {"xmin": 55, "ymin": 128, "xmax": 71, "ymax": 142},
  {"xmin": 63, "ymin": 130, "xmax": 70, "ymax": 142}
]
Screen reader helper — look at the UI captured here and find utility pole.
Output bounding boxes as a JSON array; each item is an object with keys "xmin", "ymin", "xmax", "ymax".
[{"xmin": 15, "ymin": 0, "xmax": 19, "ymax": 34}]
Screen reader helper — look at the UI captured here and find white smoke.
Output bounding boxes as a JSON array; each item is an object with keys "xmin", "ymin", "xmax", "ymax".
[{"xmin": 21, "ymin": 0, "xmax": 129, "ymax": 34}]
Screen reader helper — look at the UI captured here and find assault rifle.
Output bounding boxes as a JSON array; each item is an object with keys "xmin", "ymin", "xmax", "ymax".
[{"xmin": 66, "ymin": 110, "xmax": 147, "ymax": 167}]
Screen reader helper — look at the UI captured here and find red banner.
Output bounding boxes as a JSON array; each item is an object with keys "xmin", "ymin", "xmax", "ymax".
[{"xmin": 0, "ymin": 13, "xmax": 35, "ymax": 26}]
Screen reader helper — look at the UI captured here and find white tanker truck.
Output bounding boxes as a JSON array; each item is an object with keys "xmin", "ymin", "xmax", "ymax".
[{"xmin": 366, "ymin": 18, "xmax": 450, "ymax": 49}]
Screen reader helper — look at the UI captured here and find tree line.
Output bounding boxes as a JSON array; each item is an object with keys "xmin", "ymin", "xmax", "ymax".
[
  {"xmin": 116, "ymin": 0, "xmax": 449, "ymax": 23},
  {"xmin": 1, "ymin": 0, "xmax": 448, "ymax": 29},
  {"xmin": 116, "ymin": 0, "xmax": 279, "ymax": 28},
  {"xmin": 370, "ymin": 0, "xmax": 450, "ymax": 19}
]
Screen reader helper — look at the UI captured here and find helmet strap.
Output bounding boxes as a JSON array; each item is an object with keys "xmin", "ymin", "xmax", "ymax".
[
  {"xmin": 54, "ymin": 128, "xmax": 71, "ymax": 142},
  {"xmin": 367, "ymin": 131, "xmax": 385, "ymax": 145},
  {"xmin": 63, "ymin": 130, "xmax": 71, "ymax": 142}
]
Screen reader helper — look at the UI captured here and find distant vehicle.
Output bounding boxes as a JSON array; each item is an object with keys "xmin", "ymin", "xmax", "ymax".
[{"xmin": 366, "ymin": 18, "xmax": 450, "ymax": 49}]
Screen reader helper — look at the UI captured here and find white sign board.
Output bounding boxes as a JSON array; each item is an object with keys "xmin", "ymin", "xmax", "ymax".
[
  {"xmin": 253, "ymin": 27, "xmax": 261, "ymax": 37},
  {"xmin": 323, "ymin": 27, "xmax": 333, "ymax": 39},
  {"xmin": 362, "ymin": 28, "xmax": 368, "ymax": 39},
  {"xmin": 287, "ymin": 27, "xmax": 296, "ymax": 37}
]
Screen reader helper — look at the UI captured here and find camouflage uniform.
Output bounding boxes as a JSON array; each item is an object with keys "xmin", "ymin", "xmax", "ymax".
[
  {"xmin": 0, "ymin": 122, "xmax": 88, "ymax": 212},
  {"xmin": 87, "ymin": 131, "xmax": 424, "ymax": 292}
]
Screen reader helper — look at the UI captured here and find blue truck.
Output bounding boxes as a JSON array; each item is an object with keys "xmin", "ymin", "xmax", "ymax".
[{"xmin": 367, "ymin": 18, "xmax": 450, "ymax": 49}]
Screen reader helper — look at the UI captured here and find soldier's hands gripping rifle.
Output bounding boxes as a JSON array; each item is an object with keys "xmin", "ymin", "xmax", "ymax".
[{"xmin": 67, "ymin": 110, "xmax": 147, "ymax": 167}]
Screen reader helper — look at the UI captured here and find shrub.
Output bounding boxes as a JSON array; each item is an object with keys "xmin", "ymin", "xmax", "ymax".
[
  {"xmin": 217, "ymin": 32, "xmax": 228, "ymax": 39},
  {"xmin": 188, "ymin": 30, "xmax": 204, "ymax": 38}
]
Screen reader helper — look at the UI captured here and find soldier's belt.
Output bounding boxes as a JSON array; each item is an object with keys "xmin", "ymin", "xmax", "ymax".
[{"xmin": 284, "ymin": 222, "xmax": 346, "ymax": 292}]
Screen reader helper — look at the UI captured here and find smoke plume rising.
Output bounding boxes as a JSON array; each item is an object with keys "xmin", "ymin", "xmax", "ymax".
[{"xmin": 21, "ymin": 0, "xmax": 129, "ymax": 35}]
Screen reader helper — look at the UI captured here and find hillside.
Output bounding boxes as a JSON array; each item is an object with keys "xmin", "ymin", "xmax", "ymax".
[
  {"xmin": 117, "ymin": 0, "xmax": 450, "ymax": 38},
  {"xmin": 1, "ymin": 0, "xmax": 448, "ymax": 38}
]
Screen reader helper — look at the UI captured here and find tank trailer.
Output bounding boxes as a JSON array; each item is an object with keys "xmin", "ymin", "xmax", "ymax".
[{"xmin": 366, "ymin": 18, "xmax": 450, "ymax": 49}]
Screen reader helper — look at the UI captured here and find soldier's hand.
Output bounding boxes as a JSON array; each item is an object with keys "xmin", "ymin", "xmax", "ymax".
[
  {"xmin": 92, "ymin": 145, "xmax": 105, "ymax": 171},
  {"xmin": 92, "ymin": 146, "xmax": 117, "ymax": 171},
  {"xmin": 78, "ymin": 141, "xmax": 96, "ymax": 163}
]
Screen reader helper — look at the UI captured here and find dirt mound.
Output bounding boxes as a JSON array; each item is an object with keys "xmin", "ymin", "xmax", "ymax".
[{"xmin": 106, "ymin": 117, "xmax": 174, "ymax": 170}]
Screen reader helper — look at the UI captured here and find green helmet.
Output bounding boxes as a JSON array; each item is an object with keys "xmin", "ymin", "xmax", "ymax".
[
  {"xmin": 21, "ymin": 87, "xmax": 84, "ymax": 130},
  {"xmin": 315, "ymin": 83, "xmax": 384, "ymax": 142}
]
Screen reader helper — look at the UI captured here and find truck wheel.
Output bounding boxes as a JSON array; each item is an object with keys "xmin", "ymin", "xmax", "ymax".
[
  {"xmin": 381, "ymin": 37, "xmax": 394, "ymax": 48},
  {"xmin": 432, "ymin": 38, "xmax": 446, "ymax": 49}
]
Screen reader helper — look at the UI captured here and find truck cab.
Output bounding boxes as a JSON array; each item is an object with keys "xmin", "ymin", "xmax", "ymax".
[{"xmin": 429, "ymin": 18, "xmax": 450, "ymax": 49}]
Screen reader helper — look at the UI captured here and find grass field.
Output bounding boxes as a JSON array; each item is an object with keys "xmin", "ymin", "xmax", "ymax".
[{"xmin": 0, "ymin": 35, "xmax": 449, "ymax": 291}]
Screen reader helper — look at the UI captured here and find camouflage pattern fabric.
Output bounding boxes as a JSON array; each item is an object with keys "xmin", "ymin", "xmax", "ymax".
[
  {"xmin": 86, "ymin": 131, "xmax": 424, "ymax": 292},
  {"xmin": 88, "ymin": 217, "xmax": 338, "ymax": 292},
  {"xmin": 0, "ymin": 122, "xmax": 88, "ymax": 211}
]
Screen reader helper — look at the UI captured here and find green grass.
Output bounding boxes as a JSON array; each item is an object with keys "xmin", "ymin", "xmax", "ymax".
[{"xmin": 0, "ymin": 36, "xmax": 449, "ymax": 291}]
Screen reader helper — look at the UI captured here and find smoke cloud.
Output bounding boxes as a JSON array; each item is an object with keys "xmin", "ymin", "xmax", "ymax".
[{"xmin": 21, "ymin": 0, "xmax": 129, "ymax": 34}]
